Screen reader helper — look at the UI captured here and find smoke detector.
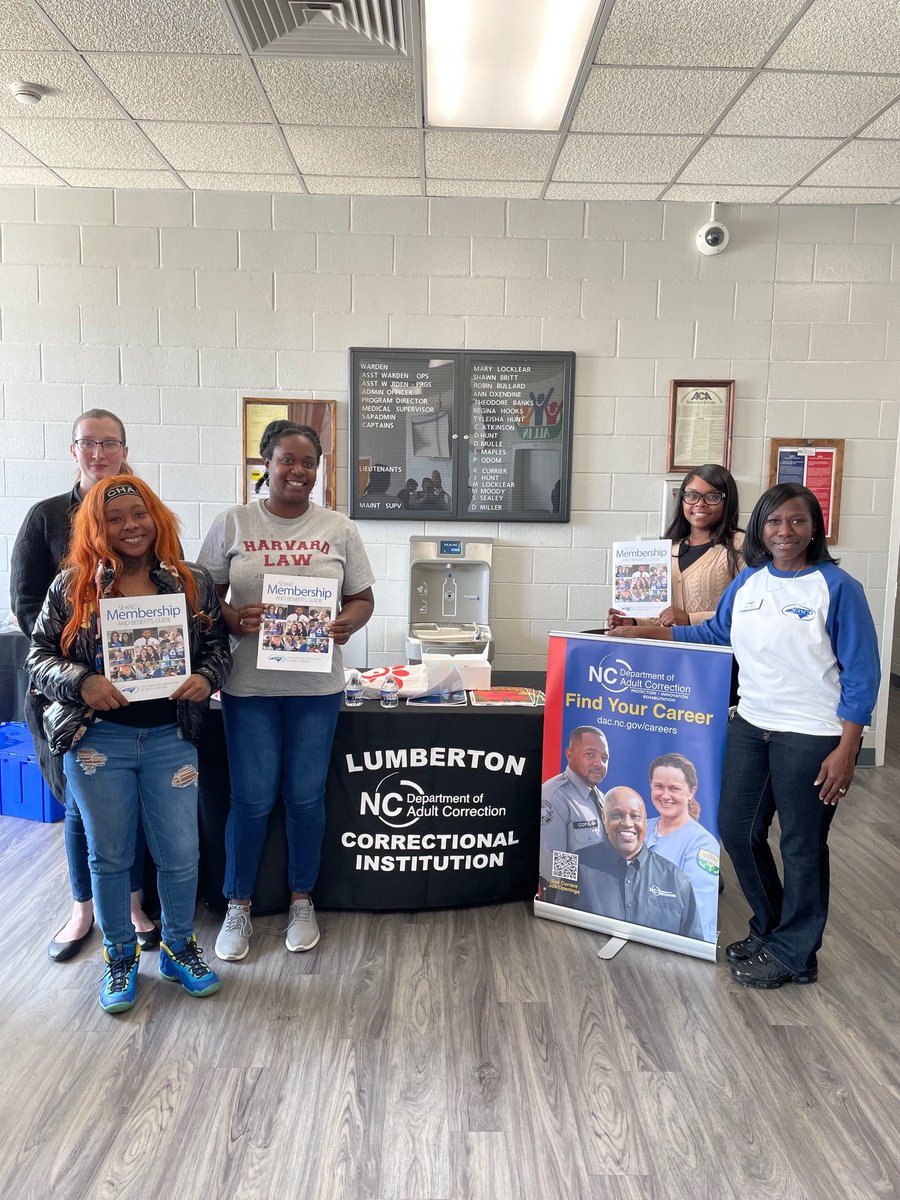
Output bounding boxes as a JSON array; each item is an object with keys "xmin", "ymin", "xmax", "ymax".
[{"xmin": 9, "ymin": 82, "xmax": 43, "ymax": 105}]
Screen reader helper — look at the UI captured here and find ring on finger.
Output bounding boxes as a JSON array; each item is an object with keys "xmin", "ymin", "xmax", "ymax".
[{"xmin": 838, "ymin": 787, "xmax": 847, "ymax": 794}]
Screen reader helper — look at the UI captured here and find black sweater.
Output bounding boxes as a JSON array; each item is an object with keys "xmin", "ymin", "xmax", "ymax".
[{"xmin": 10, "ymin": 485, "xmax": 81, "ymax": 640}]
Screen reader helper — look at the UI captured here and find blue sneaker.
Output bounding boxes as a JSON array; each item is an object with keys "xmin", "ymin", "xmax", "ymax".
[
  {"xmin": 99, "ymin": 943, "xmax": 140, "ymax": 1013},
  {"xmin": 159, "ymin": 935, "xmax": 220, "ymax": 997}
]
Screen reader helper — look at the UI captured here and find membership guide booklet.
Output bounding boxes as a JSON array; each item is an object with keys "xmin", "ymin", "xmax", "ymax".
[
  {"xmin": 99, "ymin": 593, "xmax": 191, "ymax": 700},
  {"xmin": 612, "ymin": 539, "xmax": 672, "ymax": 618},
  {"xmin": 258, "ymin": 573, "xmax": 338, "ymax": 674}
]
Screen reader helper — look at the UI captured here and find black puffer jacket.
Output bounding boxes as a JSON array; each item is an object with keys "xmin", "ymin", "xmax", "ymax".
[{"xmin": 26, "ymin": 561, "xmax": 232, "ymax": 756}]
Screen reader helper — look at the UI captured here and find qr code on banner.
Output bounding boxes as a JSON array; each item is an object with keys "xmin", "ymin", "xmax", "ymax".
[{"xmin": 552, "ymin": 851, "xmax": 579, "ymax": 883}]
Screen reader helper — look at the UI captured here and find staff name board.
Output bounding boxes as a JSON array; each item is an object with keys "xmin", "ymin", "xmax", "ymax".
[{"xmin": 350, "ymin": 348, "xmax": 575, "ymax": 523}]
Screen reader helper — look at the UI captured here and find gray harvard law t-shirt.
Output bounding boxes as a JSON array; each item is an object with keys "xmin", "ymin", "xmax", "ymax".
[{"xmin": 198, "ymin": 500, "xmax": 375, "ymax": 698}]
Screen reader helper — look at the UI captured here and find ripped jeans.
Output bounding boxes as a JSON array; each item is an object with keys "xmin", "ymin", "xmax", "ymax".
[{"xmin": 65, "ymin": 721, "xmax": 200, "ymax": 954}]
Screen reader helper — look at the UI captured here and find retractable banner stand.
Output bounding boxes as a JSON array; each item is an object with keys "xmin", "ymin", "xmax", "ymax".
[{"xmin": 535, "ymin": 633, "xmax": 732, "ymax": 962}]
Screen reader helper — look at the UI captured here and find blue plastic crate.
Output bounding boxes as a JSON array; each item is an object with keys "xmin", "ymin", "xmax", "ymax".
[
  {"xmin": 0, "ymin": 726, "xmax": 65, "ymax": 823},
  {"xmin": 0, "ymin": 722, "xmax": 31, "ymax": 753}
]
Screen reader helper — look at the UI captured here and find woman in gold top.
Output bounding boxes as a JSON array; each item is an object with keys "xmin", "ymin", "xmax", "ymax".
[{"xmin": 609, "ymin": 463, "xmax": 743, "ymax": 630}]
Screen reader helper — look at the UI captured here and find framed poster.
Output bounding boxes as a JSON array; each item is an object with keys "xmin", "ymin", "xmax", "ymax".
[
  {"xmin": 242, "ymin": 397, "xmax": 336, "ymax": 509},
  {"xmin": 667, "ymin": 379, "xmax": 734, "ymax": 472},
  {"xmin": 349, "ymin": 348, "xmax": 575, "ymax": 522},
  {"xmin": 768, "ymin": 437, "xmax": 844, "ymax": 543}
]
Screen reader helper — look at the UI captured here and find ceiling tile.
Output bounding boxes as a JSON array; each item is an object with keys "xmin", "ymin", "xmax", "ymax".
[
  {"xmin": 680, "ymin": 136, "xmax": 841, "ymax": 184},
  {"xmin": 769, "ymin": 0, "xmax": 900, "ymax": 72},
  {"xmin": 425, "ymin": 132, "xmax": 556, "ymax": 181},
  {"xmin": 802, "ymin": 140, "xmax": 900, "ymax": 188},
  {"xmin": 39, "ymin": 0, "xmax": 238, "ymax": 53},
  {"xmin": 86, "ymin": 53, "xmax": 268, "ymax": 122},
  {"xmin": 572, "ymin": 67, "xmax": 747, "ymax": 134},
  {"xmin": 308, "ymin": 176, "xmax": 420, "ymax": 195},
  {"xmin": 718, "ymin": 72, "xmax": 900, "ymax": 137},
  {"xmin": 428, "ymin": 180, "xmax": 543, "ymax": 198},
  {"xmin": 596, "ymin": 0, "xmax": 806, "ymax": 68},
  {"xmin": 861, "ymin": 100, "xmax": 900, "ymax": 139},
  {"xmin": 664, "ymin": 183, "xmax": 783, "ymax": 203},
  {"xmin": 285, "ymin": 126, "xmax": 420, "ymax": 177},
  {"xmin": 139, "ymin": 121, "xmax": 289, "ymax": 172},
  {"xmin": 545, "ymin": 182, "xmax": 661, "ymax": 200},
  {"xmin": 783, "ymin": 186, "xmax": 900, "ymax": 204},
  {"xmin": 256, "ymin": 59, "xmax": 417, "ymax": 127},
  {"xmin": 0, "ymin": 117, "xmax": 164, "ymax": 168},
  {"xmin": 0, "ymin": 127, "xmax": 44, "ymax": 166},
  {"xmin": 57, "ymin": 167, "xmax": 183, "ymax": 188},
  {"xmin": 0, "ymin": 51, "xmax": 123, "ymax": 119},
  {"xmin": 0, "ymin": 1, "xmax": 60, "ymax": 51},
  {"xmin": 0, "ymin": 165, "xmax": 63, "ymax": 185},
  {"xmin": 554, "ymin": 134, "xmax": 697, "ymax": 182},
  {"xmin": 182, "ymin": 171, "xmax": 302, "ymax": 192}
]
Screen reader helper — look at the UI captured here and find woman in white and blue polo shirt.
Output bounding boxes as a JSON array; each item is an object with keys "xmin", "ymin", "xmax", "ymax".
[{"xmin": 612, "ymin": 483, "xmax": 880, "ymax": 989}]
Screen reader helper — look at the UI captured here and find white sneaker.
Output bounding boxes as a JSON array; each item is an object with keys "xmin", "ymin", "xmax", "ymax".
[
  {"xmin": 285, "ymin": 897, "xmax": 320, "ymax": 952},
  {"xmin": 215, "ymin": 903, "xmax": 252, "ymax": 961}
]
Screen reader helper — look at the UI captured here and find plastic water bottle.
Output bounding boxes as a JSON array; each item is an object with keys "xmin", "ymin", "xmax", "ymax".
[
  {"xmin": 344, "ymin": 670, "xmax": 364, "ymax": 708},
  {"xmin": 380, "ymin": 673, "xmax": 400, "ymax": 709}
]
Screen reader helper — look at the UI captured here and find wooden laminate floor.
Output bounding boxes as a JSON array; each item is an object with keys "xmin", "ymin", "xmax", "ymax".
[{"xmin": 1, "ymin": 710, "xmax": 899, "ymax": 1200}]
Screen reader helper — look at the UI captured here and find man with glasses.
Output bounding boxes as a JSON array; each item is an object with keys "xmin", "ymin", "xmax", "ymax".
[{"xmin": 11, "ymin": 408, "xmax": 159, "ymax": 963}]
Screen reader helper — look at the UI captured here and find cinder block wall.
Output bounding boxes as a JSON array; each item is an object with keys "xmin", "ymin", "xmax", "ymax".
[{"xmin": 1, "ymin": 188, "xmax": 898, "ymax": 720}]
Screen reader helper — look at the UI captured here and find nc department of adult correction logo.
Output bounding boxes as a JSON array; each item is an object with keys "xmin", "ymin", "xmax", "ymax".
[
  {"xmin": 364, "ymin": 771, "xmax": 427, "ymax": 829},
  {"xmin": 593, "ymin": 653, "xmax": 634, "ymax": 695}
]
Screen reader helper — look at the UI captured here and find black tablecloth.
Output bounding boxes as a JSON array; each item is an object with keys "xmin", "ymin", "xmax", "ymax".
[{"xmin": 198, "ymin": 673, "xmax": 545, "ymax": 913}]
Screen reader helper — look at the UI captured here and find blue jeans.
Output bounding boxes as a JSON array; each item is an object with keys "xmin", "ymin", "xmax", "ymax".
[
  {"xmin": 65, "ymin": 784, "xmax": 145, "ymax": 903},
  {"xmin": 719, "ymin": 713, "xmax": 839, "ymax": 974},
  {"xmin": 221, "ymin": 692, "xmax": 342, "ymax": 899},
  {"xmin": 64, "ymin": 721, "xmax": 200, "ymax": 954}
]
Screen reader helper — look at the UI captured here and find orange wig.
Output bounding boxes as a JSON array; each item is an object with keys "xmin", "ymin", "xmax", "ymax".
[{"xmin": 61, "ymin": 474, "xmax": 200, "ymax": 653}]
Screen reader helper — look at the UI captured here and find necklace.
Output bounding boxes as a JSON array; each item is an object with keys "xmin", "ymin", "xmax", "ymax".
[{"xmin": 764, "ymin": 563, "xmax": 806, "ymax": 592}]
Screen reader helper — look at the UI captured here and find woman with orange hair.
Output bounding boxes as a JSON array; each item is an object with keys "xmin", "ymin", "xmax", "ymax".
[
  {"xmin": 10, "ymin": 408, "xmax": 161, "ymax": 963},
  {"xmin": 27, "ymin": 476, "xmax": 232, "ymax": 1014}
]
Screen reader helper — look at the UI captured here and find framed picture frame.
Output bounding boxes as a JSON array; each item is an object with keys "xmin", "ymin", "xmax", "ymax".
[
  {"xmin": 667, "ymin": 379, "xmax": 735, "ymax": 472},
  {"xmin": 768, "ymin": 437, "xmax": 844, "ymax": 544},
  {"xmin": 242, "ymin": 397, "xmax": 336, "ymax": 508}
]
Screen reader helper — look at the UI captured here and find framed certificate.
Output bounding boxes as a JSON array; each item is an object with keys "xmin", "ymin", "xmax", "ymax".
[
  {"xmin": 768, "ymin": 438, "xmax": 844, "ymax": 544},
  {"xmin": 243, "ymin": 398, "xmax": 336, "ymax": 508},
  {"xmin": 667, "ymin": 379, "xmax": 734, "ymax": 472}
]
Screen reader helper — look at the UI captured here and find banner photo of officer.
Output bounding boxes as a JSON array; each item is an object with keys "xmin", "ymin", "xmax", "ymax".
[{"xmin": 536, "ymin": 632, "xmax": 732, "ymax": 962}]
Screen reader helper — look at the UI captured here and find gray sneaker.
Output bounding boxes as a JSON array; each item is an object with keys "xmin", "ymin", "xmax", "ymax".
[
  {"xmin": 285, "ymin": 897, "xmax": 320, "ymax": 952},
  {"xmin": 215, "ymin": 903, "xmax": 252, "ymax": 961}
]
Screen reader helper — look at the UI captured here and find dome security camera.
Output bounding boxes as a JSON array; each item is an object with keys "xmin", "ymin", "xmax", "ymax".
[{"xmin": 696, "ymin": 220, "xmax": 729, "ymax": 255}]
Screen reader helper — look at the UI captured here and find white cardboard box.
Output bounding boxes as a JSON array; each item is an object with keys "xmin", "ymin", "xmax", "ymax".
[{"xmin": 424, "ymin": 654, "xmax": 492, "ymax": 690}]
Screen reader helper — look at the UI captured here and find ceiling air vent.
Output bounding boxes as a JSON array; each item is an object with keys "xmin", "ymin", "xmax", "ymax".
[{"xmin": 225, "ymin": 0, "xmax": 410, "ymax": 57}]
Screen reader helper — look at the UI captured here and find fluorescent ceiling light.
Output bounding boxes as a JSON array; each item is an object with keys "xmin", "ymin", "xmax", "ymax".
[{"xmin": 424, "ymin": 0, "xmax": 602, "ymax": 131}]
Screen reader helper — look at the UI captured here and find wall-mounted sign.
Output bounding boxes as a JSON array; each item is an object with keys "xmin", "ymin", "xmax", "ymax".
[
  {"xmin": 349, "ymin": 348, "xmax": 575, "ymax": 522},
  {"xmin": 768, "ymin": 437, "xmax": 844, "ymax": 543},
  {"xmin": 667, "ymin": 379, "xmax": 734, "ymax": 472}
]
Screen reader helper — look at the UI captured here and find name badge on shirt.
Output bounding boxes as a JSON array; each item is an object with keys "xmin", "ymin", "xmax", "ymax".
[{"xmin": 738, "ymin": 598, "xmax": 763, "ymax": 612}]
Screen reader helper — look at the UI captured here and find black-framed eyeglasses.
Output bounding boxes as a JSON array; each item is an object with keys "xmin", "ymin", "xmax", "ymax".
[
  {"xmin": 73, "ymin": 438, "xmax": 125, "ymax": 452},
  {"xmin": 683, "ymin": 489, "xmax": 724, "ymax": 505}
]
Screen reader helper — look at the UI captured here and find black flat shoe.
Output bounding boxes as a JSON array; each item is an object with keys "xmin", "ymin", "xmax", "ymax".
[
  {"xmin": 724, "ymin": 934, "xmax": 764, "ymax": 964},
  {"xmin": 136, "ymin": 925, "xmax": 162, "ymax": 951},
  {"xmin": 47, "ymin": 918, "xmax": 95, "ymax": 963},
  {"xmin": 730, "ymin": 948, "xmax": 817, "ymax": 989}
]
